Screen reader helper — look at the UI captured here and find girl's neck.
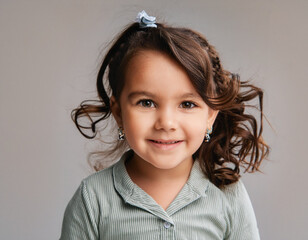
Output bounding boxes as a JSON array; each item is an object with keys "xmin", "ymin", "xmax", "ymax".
[{"xmin": 125, "ymin": 153, "xmax": 194, "ymax": 185}]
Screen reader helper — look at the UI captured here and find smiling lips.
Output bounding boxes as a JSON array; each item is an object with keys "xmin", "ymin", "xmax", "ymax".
[
  {"xmin": 148, "ymin": 139, "xmax": 183, "ymax": 150},
  {"xmin": 150, "ymin": 140, "xmax": 181, "ymax": 144}
]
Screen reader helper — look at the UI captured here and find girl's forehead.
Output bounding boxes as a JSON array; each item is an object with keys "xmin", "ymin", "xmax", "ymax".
[
  {"xmin": 123, "ymin": 50, "xmax": 197, "ymax": 93},
  {"xmin": 125, "ymin": 50, "xmax": 172, "ymax": 73}
]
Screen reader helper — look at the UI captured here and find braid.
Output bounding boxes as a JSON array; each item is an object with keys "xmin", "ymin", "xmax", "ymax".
[
  {"xmin": 187, "ymin": 30, "xmax": 227, "ymax": 87},
  {"xmin": 191, "ymin": 33, "xmax": 222, "ymax": 74}
]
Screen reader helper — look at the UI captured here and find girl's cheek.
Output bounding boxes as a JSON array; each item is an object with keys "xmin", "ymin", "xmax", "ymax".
[
  {"xmin": 186, "ymin": 117, "xmax": 208, "ymax": 136},
  {"xmin": 122, "ymin": 111, "xmax": 153, "ymax": 130}
]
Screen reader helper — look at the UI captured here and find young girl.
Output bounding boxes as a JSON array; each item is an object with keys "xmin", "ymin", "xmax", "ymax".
[{"xmin": 60, "ymin": 10, "xmax": 269, "ymax": 240}]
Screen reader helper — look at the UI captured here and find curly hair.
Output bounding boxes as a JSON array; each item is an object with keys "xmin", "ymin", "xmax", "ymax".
[{"xmin": 71, "ymin": 22, "xmax": 269, "ymax": 188}]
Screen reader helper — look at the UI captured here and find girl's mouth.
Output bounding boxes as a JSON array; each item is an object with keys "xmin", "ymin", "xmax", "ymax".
[
  {"xmin": 150, "ymin": 140, "xmax": 181, "ymax": 144},
  {"xmin": 148, "ymin": 139, "xmax": 183, "ymax": 150}
]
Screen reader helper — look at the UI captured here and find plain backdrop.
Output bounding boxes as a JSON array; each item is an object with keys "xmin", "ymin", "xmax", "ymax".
[{"xmin": 1, "ymin": 0, "xmax": 307, "ymax": 239}]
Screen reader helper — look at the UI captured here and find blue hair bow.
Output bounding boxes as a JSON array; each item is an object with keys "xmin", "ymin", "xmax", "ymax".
[{"xmin": 136, "ymin": 10, "xmax": 157, "ymax": 28}]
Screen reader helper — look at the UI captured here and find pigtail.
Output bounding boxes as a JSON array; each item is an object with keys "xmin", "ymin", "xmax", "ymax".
[
  {"xmin": 71, "ymin": 23, "xmax": 141, "ymax": 139},
  {"xmin": 71, "ymin": 100, "xmax": 111, "ymax": 139},
  {"xmin": 198, "ymin": 79, "xmax": 269, "ymax": 188},
  {"xmin": 195, "ymin": 41, "xmax": 269, "ymax": 188}
]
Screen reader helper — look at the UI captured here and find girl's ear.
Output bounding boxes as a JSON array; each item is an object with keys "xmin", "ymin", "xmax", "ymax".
[
  {"xmin": 110, "ymin": 96, "xmax": 123, "ymax": 126},
  {"xmin": 208, "ymin": 109, "xmax": 219, "ymax": 127}
]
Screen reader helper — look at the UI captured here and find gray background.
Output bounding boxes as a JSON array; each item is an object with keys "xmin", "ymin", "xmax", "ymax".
[{"xmin": 1, "ymin": 0, "xmax": 307, "ymax": 239}]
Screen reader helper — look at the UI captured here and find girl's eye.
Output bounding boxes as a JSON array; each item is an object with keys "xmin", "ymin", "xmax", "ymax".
[
  {"xmin": 181, "ymin": 101, "xmax": 197, "ymax": 109},
  {"xmin": 137, "ymin": 99, "xmax": 155, "ymax": 108}
]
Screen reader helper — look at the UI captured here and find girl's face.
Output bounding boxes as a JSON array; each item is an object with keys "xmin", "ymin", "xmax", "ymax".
[{"xmin": 111, "ymin": 50, "xmax": 217, "ymax": 171}]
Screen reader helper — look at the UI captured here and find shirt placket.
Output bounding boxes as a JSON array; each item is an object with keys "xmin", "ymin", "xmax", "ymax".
[
  {"xmin": 123, "ymin": 183, "xmax": 203, "ymax": 240},
  {"xmin": 160, "ymin": 219, "xmax": 175, "ymax": 239},
  {"xmin": 113, "ymin": 152, "xmax": 209, "ymax": 240}
]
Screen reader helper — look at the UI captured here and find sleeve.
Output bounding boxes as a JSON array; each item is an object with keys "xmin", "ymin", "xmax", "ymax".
[
  {"xmin": 60, "ymin": 181, "xmax": 99, "ymax": 240},
  {"xmin": 224, "ymin": 180, "xmax": 260, "ymax": 240}
]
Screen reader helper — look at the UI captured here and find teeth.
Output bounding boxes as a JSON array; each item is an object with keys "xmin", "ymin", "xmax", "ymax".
[{"xmin": 153, "ymin": 140, "xmax": 179, "ymax": 144}]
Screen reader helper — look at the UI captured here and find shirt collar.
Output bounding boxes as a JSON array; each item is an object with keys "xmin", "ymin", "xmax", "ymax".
[{"xmin": 113, "ymin": 150, "xmax": 210, "ymax": 218}]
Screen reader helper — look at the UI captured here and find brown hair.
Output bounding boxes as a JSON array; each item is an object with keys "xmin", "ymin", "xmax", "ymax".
[{"xmin": 72, "ymin": 22, "xmax": 269, "ymax": 188}]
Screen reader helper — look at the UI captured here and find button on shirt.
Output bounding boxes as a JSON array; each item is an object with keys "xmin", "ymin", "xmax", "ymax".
[{"xmin": 60, "ymin": 150, "xmax": 260, "ymax": 240}]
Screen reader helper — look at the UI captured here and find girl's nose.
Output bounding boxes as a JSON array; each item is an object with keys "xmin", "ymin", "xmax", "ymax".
[{"xmin": 154, "ymin": 107, "xmax": 177, "ymax": 131}]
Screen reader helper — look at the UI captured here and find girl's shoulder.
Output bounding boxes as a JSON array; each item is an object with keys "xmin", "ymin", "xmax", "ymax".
[
  {"xmin": 81, "ymin": 151, "xmax": 132, "ymax": 193},
  {"xmin": 206, "ymin": 178, "xmax": 253, "ymax": 212},
  {"xmin": 80, "ymin": 160, "xmax": 118, "ymax": 196},
  {"xmin": 221, "ymin": 179, "xmax": 257, "ymax": 216},
  {"xmin": 84, "ymin": 163, "xmax": 114, "ymax": 183},
  {"xmin": 221, "ymin": 179, "xmax": 249, "ymax": 199},
  {"xmin": 206, "ymin": 178, "xmax": 249, "ymax": 200},
  {"xmin": 206, "ymin": 179, "xmax": 260, "ymax": 239},
  {"xmin": 60, "ymin": 160, "xmax": 122, "ymax": 239}
]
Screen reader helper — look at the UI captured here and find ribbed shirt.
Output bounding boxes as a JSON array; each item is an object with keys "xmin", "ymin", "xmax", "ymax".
[{"xmin": 60, "ymin": 150, "xmax": 260, "ymax": 240}]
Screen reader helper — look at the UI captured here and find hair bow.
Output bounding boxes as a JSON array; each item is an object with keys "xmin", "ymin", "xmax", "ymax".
[{"xmin": 136, "ymin": 10, "xmax": 157, "ymax": 28}]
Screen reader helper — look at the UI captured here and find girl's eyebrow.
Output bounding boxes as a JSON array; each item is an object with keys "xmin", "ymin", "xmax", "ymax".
[
  {"xmin": 180, "ymin": 93, "xmax": 202, "ymax": 100},
  {"xmin": 127, "ymin": 91, "xmax": 155, "ymax": 100},
  {"xmin": 127, "ymin": 91, "xmax": 202, "ymax": 100}
]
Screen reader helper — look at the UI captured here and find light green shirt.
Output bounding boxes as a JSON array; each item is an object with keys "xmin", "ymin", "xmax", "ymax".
[{"xmin": 60, "ymin": 150, "xmax": 260, "ymax": 239}]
